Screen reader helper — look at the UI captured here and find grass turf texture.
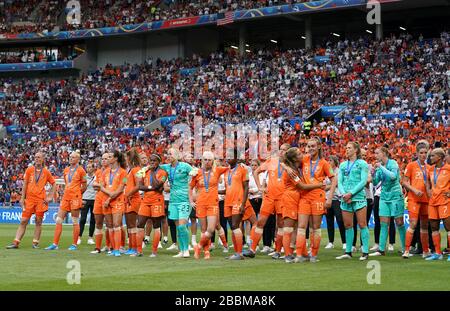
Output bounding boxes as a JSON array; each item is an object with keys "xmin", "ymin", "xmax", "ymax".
[{"xmin": 0, "ymin": 224, "xmax": 449, "ymax": 291}]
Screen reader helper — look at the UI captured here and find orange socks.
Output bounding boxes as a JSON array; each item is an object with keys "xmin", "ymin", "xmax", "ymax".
[
  {"xmin": 275, "ymin": 229, "xmax": 283, "ymax": 253},
  {"xmin": 131, "ymin": 230, "xmax": 137, "ymax": 250},
  {"xmin": 136, "ymin": 228, "xmax": 145, "ymax": 253},
  {"xmin": 205, "ymin": 239, "xmax": 211, "ymax": 253},
  {"xmin": 232, "ymin": 229, "xmax": 243, "ymax": 254},
  {"xmin": 432, "ymin": 232, "xmax": 441, "ymax": 254},
  {"xmin": 95, "ymin": 228, "xmax": 103, "ymax": 249},
  {"xmin": 108, "ymin": 228, "xmax": 115, "ymax": 250},
  {"xmin": 405, "ymin": 228, "xmax": 414, "ymax": 251},
  {"xmin": 106, "ymin": 229, "xmax": 111, "ymax": 248},
  {"xmin": 53, "ymin": 223, "xmax": 63, "ymax": 245},
  {"xmin": 152, "ymin": 228, "xmax": 161, "ymax": 253},
  {"xmin": 447, "ymin": 232, "xmax": 450, "ymax": 251},
  {"xmin": 217, "ymin": 227, "xmax": 228, "ymax": 248},
  {"xmin": 198, "ymin": 232, "xmax": 212, "ymax": 253},
  {"xmin": 420, "ymin": 230, "xmax": 430, "ymax": 253},
  {"xmin": 296, "ymin": 228, "xmax": 307, "ymax": 257},
  {"xmin": 311, "ymin": 229, "xmax": 321, "ymax": 257},
  {"xmin": 72, "ymin": 223, "xmax": 80, "ymax": 245},
  {"xmin": 283, "ymin": 227, "xmax": 294, "ymax": 256},
  {"xmin": 251, "ymin": 227, "xmax": 263, "ymax": 252},
  {"xmin": 121, "ymin": 227, "xmax": 126, "ymax": 248},
  {"xmin": 114, "ymin": 228, "xmax": 121, "ymax": 251}
]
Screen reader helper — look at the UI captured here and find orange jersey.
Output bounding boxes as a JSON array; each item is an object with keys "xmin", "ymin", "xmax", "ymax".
[
  {"xmin": 404, "ymin": 161, "xmax": 430, "ymax": 203},
  {"xmin": 190, "ymin": 167, "xmax": 228, "ymax": 206},
  {"xmin": 259, "ymin": 157, "xmax": 285, "ymax": 199},
  {"xmin": 94, "ymin": 168, "xmax": 108, "ymax": 201},
  {"xmin": 125, "ymin": 167, "xmax": 141, "ymax": 200},
  {"xmin": 428, "ymin": 164, "xmax": 450, "ymax": 207},
  {"xmin": 24, "ymin": 166, "xmax": 55, "ymax": 201},
  {"xmin": 102, "ymin": 167, "xmax": 128, "ymax": 204},
  {"xmin": 62, "ymin": 165, "xmax": 87, "ymax": 200},
  {"xmin": 142, "ymin": 168, "xmax": 168, "ymax": 204},
  {"xmin": 301, "ymin": 154, "xmax": 333, "ymax": 201},
  {"xmin": 224, "ymin": 165, "xmax": 249, "ymax": 207},
  {"xmin": 281, "ymin": 170, "xmax": 301, "ymax": 203}
]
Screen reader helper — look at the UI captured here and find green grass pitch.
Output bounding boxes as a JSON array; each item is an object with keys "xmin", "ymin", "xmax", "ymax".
[{"xmin": 0, "ymin": 224, "xmax": 449, "ymax": 291}]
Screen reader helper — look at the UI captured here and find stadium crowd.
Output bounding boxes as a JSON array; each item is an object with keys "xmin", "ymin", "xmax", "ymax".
[
  {"xmin": 0, "ymin": 32, "xmax": 449, "ymax": 201},
  {"xmin": 1, "ymin": 0, "xmax": 316, "ymax": 35}
]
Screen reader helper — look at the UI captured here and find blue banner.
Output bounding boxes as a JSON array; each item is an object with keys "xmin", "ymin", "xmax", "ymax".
[
  {"xmin": 160, "ymin": 116, "xmax": 177, "ymax": 127},
  {"xmin": 321, "ymin": 106, "xmax": 346, "ymax": 117},
  {"xmin": 0, "ymin": 205, "xmax": 434, "ymax": 229},
  {"xmin": 314, "ymin": 55, "xmax": 331, "ymax": 64},
  {"xmin": 6, "ymin": 125, "xmax": 18, "ymax": 134},
  {"xmin": 0, "ymin": 61, "xmax": 73, "ymax": 72},
  {"xmin": 180, "ymin": 68, "xmax": 198, "ymax": 76},
  {"xmin": 289, "ymin": 118, "xmax": 303, "ymax": 127},
  {"xmin": 235, "ymin": 0, "xmax": 366, "ymax": 20},
  {"xmin": 0, "ymin": 207, "xmax": 70, "ymax": 225}
]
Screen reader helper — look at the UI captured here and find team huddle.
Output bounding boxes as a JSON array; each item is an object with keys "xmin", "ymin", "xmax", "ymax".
[{"xmin": 5, "ymin": 138, "xmax": 450, "ymax": 263}]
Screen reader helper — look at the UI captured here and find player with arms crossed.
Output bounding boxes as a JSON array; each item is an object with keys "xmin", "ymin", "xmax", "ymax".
[
  {"xmin": 99, "ymin": 151, "xmax": 128, "ymax": 257},
  {"xmin": 135, "ymin": 154, "xmax": 168, "ymax": 257}
]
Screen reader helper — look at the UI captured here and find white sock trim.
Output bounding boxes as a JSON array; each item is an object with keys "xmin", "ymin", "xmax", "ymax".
[
  {"xmin": 283, "ymin": 227, "xmax": 294, "ymax": 234},
  {"xmin": 232, "ymin": 228, "xmax": 242, "ymax": 235},
  {"xmin": 297, "ymin": 228, "xmax": 306, "ymax": 236},
  {"xmin": 255, "ymin": 227, "xmax": 264, "ymax": 234}
]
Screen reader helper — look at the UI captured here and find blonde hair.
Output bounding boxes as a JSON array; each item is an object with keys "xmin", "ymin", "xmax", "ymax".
[
  {"xmin": 168, "ymin": 148, "xmax": 181, "ymax": 160},
  {"xmin": 70, "ymin": 151, "xmax": 81, "ymax": 159},
  {"xmin": 202, "ymin": 151, "xmax": 215, "ymax": 160},
  {"xmin": 431, "ymin": 148, "xmax": 445, "ymax": 159}
]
